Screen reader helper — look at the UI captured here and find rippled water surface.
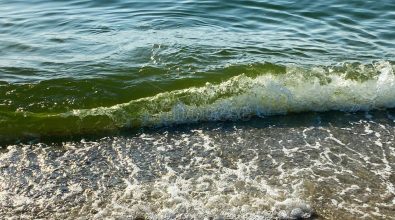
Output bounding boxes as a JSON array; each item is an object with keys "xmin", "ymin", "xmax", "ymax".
[{"xmin": 1, "ymin": 0, "xmax": 395, "ymax": 219}]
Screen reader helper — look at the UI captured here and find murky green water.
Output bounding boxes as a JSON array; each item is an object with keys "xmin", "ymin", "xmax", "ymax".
[{"xmin": 1, "ymin": 0, "xmax": 394, "ymax": 219}]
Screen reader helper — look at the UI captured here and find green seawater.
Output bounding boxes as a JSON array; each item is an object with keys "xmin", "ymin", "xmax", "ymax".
[
  {"xmin": 1, "ymin": 1, "xmax": 395, "ymax": 219},
  {"xmin": 1, "ymin": 0, "xmax": 395, "ymax": 142}
]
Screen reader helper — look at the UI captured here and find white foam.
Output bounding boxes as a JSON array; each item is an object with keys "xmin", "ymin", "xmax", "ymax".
[{"xmin": 69, "ymin": 61, "xmax": 395, "ymax": 129}]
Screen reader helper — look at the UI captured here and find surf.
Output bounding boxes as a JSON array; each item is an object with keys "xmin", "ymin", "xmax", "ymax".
[{"xmin": 1, "ymin": 61, "xmax": 394, "ymax": 143}]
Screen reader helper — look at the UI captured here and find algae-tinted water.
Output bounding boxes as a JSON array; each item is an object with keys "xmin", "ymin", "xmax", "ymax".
[{"xmin": 1, "ymin": 0, "xmax": 394, "ymax": 219}]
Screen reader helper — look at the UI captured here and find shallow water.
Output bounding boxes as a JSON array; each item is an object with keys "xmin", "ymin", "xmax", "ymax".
[
  {"xmin": 1, "ymin": 111, "xmax": 395, "ymax": 219},
  {"xmin": 1, "ymin": 0, "xmax": 395, "ymax": 219}
]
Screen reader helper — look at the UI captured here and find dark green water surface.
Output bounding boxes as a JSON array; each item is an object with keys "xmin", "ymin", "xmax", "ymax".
[{"xmin": 1, "ymin": 1, "xmax": 395, "ymax": 219}]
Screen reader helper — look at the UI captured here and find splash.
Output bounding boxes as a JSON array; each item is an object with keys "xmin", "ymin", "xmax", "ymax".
[
  {"xmin": 70, "ymin": 61, "xmax": 395, "ymax": 126},
  {"xmin": 1, "ymin": 61, "xmax": 394, "ymax": 141}
]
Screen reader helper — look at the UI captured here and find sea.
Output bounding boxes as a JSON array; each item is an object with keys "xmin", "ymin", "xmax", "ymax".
[{"xmin": 0, "ymin": 0, "xmax": 394, "ymax": 219}]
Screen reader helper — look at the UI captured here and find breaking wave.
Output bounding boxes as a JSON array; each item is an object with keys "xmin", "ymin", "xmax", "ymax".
[{"xmin": 1, "ymin": 61, "xmax": 394, "ymax": 141}]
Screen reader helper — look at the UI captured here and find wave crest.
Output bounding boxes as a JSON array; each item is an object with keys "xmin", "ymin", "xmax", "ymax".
[
  {"xmin": 1, "ymin": 61, "xmax": 394, "ymax": 141},
  {"xmin": 71, "ymin": 61, "xmax": 395, "ymax": 126}
]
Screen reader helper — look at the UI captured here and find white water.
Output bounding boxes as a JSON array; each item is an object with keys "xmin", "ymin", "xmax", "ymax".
[{"xmin": 70, "ymin": 61, "xmax": 395, "ymax": 128}]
